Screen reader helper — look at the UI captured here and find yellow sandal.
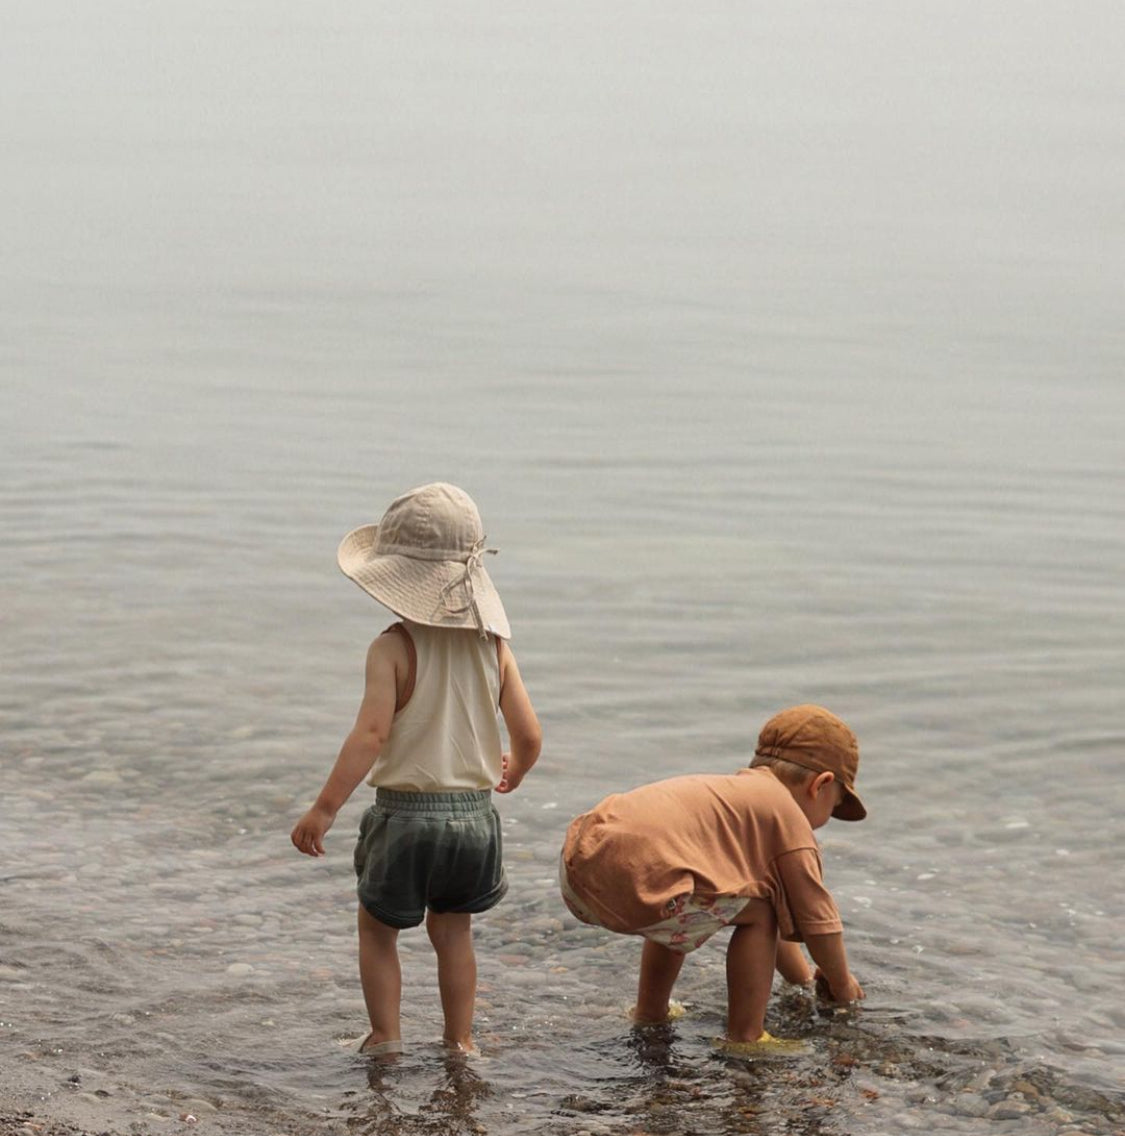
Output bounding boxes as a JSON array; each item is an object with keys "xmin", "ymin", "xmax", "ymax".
[
  {"xmin": 629, "ymin": 999, "xmax": 687, "ymax": 1024},
  {"xmin": 712, "ymin": 1031, "xmax": 811, "ymax": 1058}
]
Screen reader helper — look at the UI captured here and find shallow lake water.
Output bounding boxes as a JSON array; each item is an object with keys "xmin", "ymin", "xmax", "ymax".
[{"xmin": 2, "ymin": 2, "xmax": 1124, "ymax": 1134}]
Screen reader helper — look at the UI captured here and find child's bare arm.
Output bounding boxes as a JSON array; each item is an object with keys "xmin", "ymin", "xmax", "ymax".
[
  {"xmin": 804, "ymin": 932, "xmax": 864, "ymax": 1003},
  {"xmin": 290, "ymin": 636, "xmax": 400, "ymax": 856},
  {"xmin": 495, "ymin": 640, "xmax": 541, "ymax": 794}
]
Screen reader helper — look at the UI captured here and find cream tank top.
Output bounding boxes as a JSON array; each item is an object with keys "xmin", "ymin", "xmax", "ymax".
[{"xmin": 366, "ymin": 621, "xmax": 503, "ymax": 792}]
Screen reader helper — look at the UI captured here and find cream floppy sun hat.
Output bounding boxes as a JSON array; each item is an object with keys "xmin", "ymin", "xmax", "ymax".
[{"xmin": 336, "ymin": 482, "xmax": 511, "ymax": 640}]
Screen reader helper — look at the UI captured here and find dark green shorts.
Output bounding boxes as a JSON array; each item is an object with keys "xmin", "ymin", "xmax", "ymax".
[{"xmin": 354, "ymin": 789, "xmax": 507, "ymax": 929}]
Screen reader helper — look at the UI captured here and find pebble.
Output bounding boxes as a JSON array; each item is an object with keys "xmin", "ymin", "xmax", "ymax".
[
  {"xmin": 81, "ymin": 770, "xmax": 123, "ymax": 785},
  {"xmin": 181, "ymin": 1098, "xmax": 217, "ymax": 1114},
  {"xmin": 74, "ymin": 1091, "xmax": 110, "ymax": 1106},
  {"xmin": 524, "ymin": 916, "xmax": 564, "ymax": 934},
  {"xmin": 496, "ymin": 943, "xmax": 536, "ymax": 959},
  {"xmin": 953, "ymin": 1093, "xmax": 990, "ymax": 1117},
  {"xmin": 1011, "ymin": 1079, "xmax": 1040, "ymax": 1098},
  {"xmin": 990, "ymin": 1100, "xmax": 1033, "ymax": 1119},
  {"xmin": 500, "ymin": 969, "xmax": 543, "ymax": 988},
  {"xmin": 225, "ymin": 963, "xmax": 255, "ymax": 977},
  {"xmin": 141, "ymin": 1094, "xmax": 177, "ymax": 1110}
]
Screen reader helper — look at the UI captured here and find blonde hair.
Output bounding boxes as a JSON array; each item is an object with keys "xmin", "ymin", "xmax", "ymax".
[{"xmin": 749, "ymin": 756, "xmax": 817, "ymax": 789}]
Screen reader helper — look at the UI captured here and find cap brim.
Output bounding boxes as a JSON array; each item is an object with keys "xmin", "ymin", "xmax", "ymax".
[
  {"xmin": 833, "ymin": 786, "xmax": 867, "ymax": 822},
  {"xmin": 337, "ymin": 524, "xmax": 511, "ymax": 639}
]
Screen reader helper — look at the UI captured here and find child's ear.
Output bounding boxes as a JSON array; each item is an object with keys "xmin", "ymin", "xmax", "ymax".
[{"xmin": 811, "ymin": 771, "xmax": 835, "ymax": 797}]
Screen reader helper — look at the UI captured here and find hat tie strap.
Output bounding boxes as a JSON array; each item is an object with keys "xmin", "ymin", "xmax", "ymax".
[{"xmin": 437, "ymin": 539, "xmax": 498, "ymax": 638}]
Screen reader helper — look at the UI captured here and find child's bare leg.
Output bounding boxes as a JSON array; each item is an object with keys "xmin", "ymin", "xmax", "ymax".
[
  {"xmin": 425, "ymin": 911, "xmax": 476, "ymax": 1049},
  {"xmin": 634, "ymin": 939, "xmax": 685, "ymax": 1023},
  {"xmin": 725, "ymin": 898, "xmax": 779, "ymax": 1042},
  {"xmin": 775, "ymin": 938, "xmax": 814, "ymax": 985},
  {"xmin": 357, "ymin": 905, "xmax": 402, "ymax": 1048}
]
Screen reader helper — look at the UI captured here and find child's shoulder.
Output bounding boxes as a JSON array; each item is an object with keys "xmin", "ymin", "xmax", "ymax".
[
  {"xmin": 366, "ymin": 622, "xmax": 414, "ymax": 666},
  {"xmin": 377, "ymin": 620, "xmax": 412, "ymax": 645}
]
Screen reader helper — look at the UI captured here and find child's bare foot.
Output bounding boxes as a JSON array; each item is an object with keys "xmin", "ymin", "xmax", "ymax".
[
  {"xmin": 441, "ymin": 1037, "xmax": 478, "ymax": 1057},
  {"xmin": 358, "ymin": 1035, "xmax": 404, "ymax": 1060}
]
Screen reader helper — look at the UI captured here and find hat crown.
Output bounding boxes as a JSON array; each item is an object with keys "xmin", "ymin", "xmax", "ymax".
[
  {"xmin": 375, "ymin": 483, "xmax": 483, "ymax": 560},
  {"xmin": 757, "ymin": 705, "xmax": 857, "ymax": 772}
]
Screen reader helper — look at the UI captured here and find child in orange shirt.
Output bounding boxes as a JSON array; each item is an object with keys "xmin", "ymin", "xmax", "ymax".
[{"xmin": 560, "ymin": 704, "xmax": 865, "ymax": 1051}]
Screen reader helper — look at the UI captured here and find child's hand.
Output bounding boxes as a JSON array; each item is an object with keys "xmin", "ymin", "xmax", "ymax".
[
  {"xmin": 495, "ymin": 753, "xmax": 525, "ymax": 794},
  {"xmin": 291, "ymin": 805, "xmax": 336, "ymax": 857},
  {"xmin": 815, "ymin": 968, "xmax": 865, "ymax": 1004}
]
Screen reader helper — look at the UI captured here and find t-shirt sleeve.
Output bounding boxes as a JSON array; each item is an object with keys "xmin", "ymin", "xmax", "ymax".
[{"xmin": 772, "ymin": 847, "xmax": 844, "ymax": 942}]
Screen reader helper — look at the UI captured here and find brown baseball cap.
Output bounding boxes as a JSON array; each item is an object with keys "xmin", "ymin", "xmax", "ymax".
[{"xmin": 754, "ymin": 704, "xmax": 866, "ymax": 821}]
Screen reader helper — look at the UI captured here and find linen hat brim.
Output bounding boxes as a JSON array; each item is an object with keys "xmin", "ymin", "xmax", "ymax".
[{"xmin": 337, "ymin": 523, "xmax": 511, "ymax": 640}]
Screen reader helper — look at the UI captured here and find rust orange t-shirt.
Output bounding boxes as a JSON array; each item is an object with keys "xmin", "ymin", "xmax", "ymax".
[{"xmin": 561, "ymin": 767, "xmax": 843, "ymax": 941}]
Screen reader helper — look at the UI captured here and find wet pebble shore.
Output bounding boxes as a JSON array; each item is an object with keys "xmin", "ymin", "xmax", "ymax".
[{"xmin": 3, "ymin": 784, "xmax": 1124, "ymax": 1136}]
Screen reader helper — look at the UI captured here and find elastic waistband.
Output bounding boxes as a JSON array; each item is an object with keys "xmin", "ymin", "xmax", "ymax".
[{"xmin": 374, "ymin": 788, "xmax": 493, "ymax": 815}]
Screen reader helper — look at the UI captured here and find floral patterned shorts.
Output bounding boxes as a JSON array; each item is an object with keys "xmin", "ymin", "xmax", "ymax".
[
  {"xmin": 559, "ymin": 855, "xmax": 748, "ymax": 954},
  {"xmin": 635, "ymin": 893, "xmax": 751, "ymax": 953}
]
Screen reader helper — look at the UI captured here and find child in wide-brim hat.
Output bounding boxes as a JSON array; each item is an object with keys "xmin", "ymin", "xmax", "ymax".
[{"xmin": 292, "ymin": 483, "xmax": 542, "ymax": 1057}]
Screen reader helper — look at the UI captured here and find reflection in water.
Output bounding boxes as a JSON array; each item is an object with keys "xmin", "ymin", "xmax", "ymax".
[
  {"xmin": 354, "ymin": 1051, "xmax": 493, "ymax": 1136},
  {"xmin": 624, "ymin": 1020, "xmax": 679, "ymax": 1072},
  {"xmin": 618, "ymin": 1014, "xmax": 842, "ymax": 1136}
]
